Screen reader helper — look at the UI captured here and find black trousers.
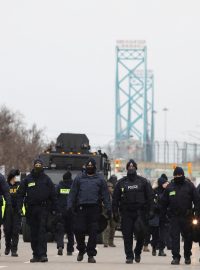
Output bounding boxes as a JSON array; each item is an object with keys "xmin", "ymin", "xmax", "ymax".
[
  {"xmin": 3, "ymin": 208, "xmax": 21, "ymax": 252},
  {"xmin": 150, "ymin": 226, "xmax": 159, "ymax": 249},
  {"xmin": 121, "ymin": 211, "xmax": 145, "ymax": 260},
  {"xmin": 27, "ymin": 206, "xmax": 48, "ymax": 258},
  {"xmin": 56, "ymin": 211, "xmax": 74, "ymax": 252},
  {"xmin": 149, "ymin": 224, "xmax": 166, "ymax": 250},
  {"xmin": 74, "ymin": 204, "xmax": 101, "ymax": 257},
  {"xmin": 170, "ymin": 216, "xmax": 192, "ymax": 259}
]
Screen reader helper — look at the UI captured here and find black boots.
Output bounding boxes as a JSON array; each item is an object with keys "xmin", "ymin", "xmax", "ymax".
[
  {"xmin": 152, "ymin": 248, "xmax": 156, "ymax": 256},
  {"xmin": 57, "ymin": 247, "xmax": 63, "ymax": 256},
  {"xmin": 126, "ymin": 258, "xmax": 133, "ymax": 264},
  {"xmin": 30, "ymin": 257, "xmax": 40, "ymax": 263},
  {"xmin": 40, "ymin": 256, "xmax": 48, "ymax": 262},
  {"xmin": 11, "ymin": 251, "xmax": 18, "ymax": 257},
  {"xmin": 30, "ymin": 256, "xmax": 48, "ymax": 263},
  {"xmin": 185, "ymin": 257, "xmax": 191, "ymax": 264},
  {"xmin": 88, "ymin": 256, "xmax": 96, "ymax": 263},
  {"xmin": 158, "ymin": 250, "xmax": 166, "ymax": 256},
  {"xmin": 171, "ymin": 258, "xmax": 180, "ymax": 265},
  {"xmin": 5, "ymin": 248, "xmax": 10, "ymax": 255},
  {"xmin": 135, "ymin": 255, "xmax": 141, "ymax": 263},
  {"xmin": 77, "ymin": 252, "xmax": 84, "ymax": 261}
]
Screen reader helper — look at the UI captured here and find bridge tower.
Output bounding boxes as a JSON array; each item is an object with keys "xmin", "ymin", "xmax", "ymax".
[{"xmin": 115, "ymin": 40, "xmax": 154, "ymax": 161}]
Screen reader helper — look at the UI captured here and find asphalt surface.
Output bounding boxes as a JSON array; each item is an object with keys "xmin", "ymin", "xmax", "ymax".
[{"xmin": 1, "ymin": 233, "xmax": 200, "ymax": 269}]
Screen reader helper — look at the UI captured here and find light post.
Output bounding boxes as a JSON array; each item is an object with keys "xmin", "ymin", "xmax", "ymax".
[
  {"xmin": 163, "ymin": 107, "xmax": 168, "ymax": 166},
  {"xmin": 163, "ymin": 107, "xmax": 168, "ymax": 142}
]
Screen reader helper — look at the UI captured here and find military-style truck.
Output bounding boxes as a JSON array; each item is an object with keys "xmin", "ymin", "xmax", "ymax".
[{"xmin": 22, "ymin": 133, "xmax": 110, "ymax": 242}]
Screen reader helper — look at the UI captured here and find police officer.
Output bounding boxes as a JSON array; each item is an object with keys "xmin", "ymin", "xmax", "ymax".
[
  {"xmin": 150, "ymin": 176, "xmax": 169, "ymax": 257},
  {"xmin": 161, "ymin": 166, "xmax": 200, "ymax": 265},
  {"xmin": 4, "ymin": 169, "xmax": 21, "ymax": 256},
  {"xmin": 112, "ymin": 159, "xmax": 154, "ymax": 264},
  {"xmin": 56, "ymin": 170, "xmax": 74, "ymax": 256},
  {"xmin": 0, "ymin": 172, "xmax": 12, "ymax": 254},
  {"xmin": 68, "ymin": 158, "xmax": 111, "ymax": 263},
  {"xmin": 17, "ymin": 159, "xmax": 57, "ymax": 263}
]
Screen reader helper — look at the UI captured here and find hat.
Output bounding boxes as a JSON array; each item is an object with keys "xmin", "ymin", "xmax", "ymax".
[
  {"xmin": 7, "ymin": 169, "xmax": 20, "ymax": 182},
  {"xmin": 161, "ymin": 173, "xmax": 168, "ymax": 181},
  {"xmin": 126, "ymin": 159, "xmax": 137, "ymax": 170},
  {"xmin": 173, "ymin": 166, "xmax": 184, "ymax": 176},
  {"xmin": 33, "ymin": 158, "xmax": 44, "ymax": 166},
  {"xmin": 158, "ymin": 177, "xmax": 168, "ymax": 187},
  {"xmin": 63, "ymin": 171, "xmax": 72, "ymax": 180},
  {"xmin": 86, "ymin": 158, "xmax": 96, "ymax": 168}
]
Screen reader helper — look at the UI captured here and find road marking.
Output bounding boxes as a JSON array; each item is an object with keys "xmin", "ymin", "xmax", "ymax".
[{"xmin": 0, "ymin": 267, "xmax": 8, "ymax": 268}]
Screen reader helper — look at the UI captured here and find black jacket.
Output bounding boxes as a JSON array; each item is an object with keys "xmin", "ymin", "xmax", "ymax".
[
  {"xmin": 17, "ymin": 170, "xmax": 57, "ymax": 210},
  {"xmin": 56, "ymin": 179, "xmax": 73, "ymax": 211},
  {"xmin": 112, "ymin": 174, "xmax": 154, "ymax": 213},
  {"xmin": 0, "ymin": 173, "xmax": 11, "ymax": 206},
  {"xmin": 161, "ymin": 178, "xmax": 200, "ymax": 217},
  {"xmin": 8, "ymin": 181, "xmax": 20, "ymax": 208},
  {"xmin": 67, "ymin": 172, "xmax": 111, "ymax": 211}
]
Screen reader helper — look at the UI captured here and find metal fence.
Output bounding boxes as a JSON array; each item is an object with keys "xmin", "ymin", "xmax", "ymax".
[{"xmin": 105, "ymin": 140, "xmax": 200, "ymax": 163}]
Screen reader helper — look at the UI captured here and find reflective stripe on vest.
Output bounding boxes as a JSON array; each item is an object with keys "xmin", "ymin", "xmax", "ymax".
[
  {"xmin": 2, "ymin": 198, "xmax": 5, "ymax": 218},
  {"xmin": 60, "ymin": 189, "xmax": 70, "ymax": 194},
  {"xmin": 28, "ymin": 182, "xmax": 35, "ymax": 187}
]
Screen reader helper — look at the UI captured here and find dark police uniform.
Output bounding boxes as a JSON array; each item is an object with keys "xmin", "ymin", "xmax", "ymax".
[
  {"xmin": 0, "ymin": 173, "xmax": 12, "ymax": 248},
  {"xmin": 113, "ymin": 172, "xmax": 153, "ymax": 263},
  {"xmin": 17, "ymin": 167, "xmax": 57, "ymax": 262},
  {"xmin": 68, "ymin": 170, "xmax": 111, "ymax": 261},
  {"xmin": 161, "ymin": 174, "xmax": 200, "ymax": 264},
  {"xmin": 4, "ymin": 181, "xmax": 21, "ymax": 256},
  {"xmin": 148, "ymin": 182, "xmax": 169, "ymax": 256},
  {"xmin": 55, "ymin": 175, "xmax": 74, "ymax": 255}
]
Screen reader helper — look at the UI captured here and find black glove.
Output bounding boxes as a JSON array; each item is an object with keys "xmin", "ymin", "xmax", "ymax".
[
  {"xmin": 113, "ymin": 211, "xmax": 120, "ymax": 222},
  {"xmin": 149, "ymin": 210, "xmax": 155, "ymax": 219},
  {"xmin": 105, "ymin": 210, "xmax": 112, "ymax": 220}
]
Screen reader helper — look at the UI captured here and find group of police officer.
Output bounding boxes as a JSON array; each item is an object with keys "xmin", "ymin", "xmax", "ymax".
[{"xmin": 0, "ymin": 157, "xmax": 200, "ymax": 265}]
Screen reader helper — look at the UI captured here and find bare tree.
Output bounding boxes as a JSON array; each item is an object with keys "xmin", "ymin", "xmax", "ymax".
[{"xmin": 0, "ymin": 105, "xmax": 45, "ymax": 173}]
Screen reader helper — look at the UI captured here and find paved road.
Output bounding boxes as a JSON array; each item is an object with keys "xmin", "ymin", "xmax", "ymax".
[{"xmin": 1, "ymin": 234, "xmax": 200, "ymax": 269}]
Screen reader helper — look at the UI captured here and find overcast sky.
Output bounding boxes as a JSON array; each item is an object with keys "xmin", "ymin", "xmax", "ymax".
[{"xmin": 1, "ymin": 0, "xmax": 200, "ymax": 147}]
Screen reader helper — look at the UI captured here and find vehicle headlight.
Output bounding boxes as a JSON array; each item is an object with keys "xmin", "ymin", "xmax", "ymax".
[
  {"xmin": 192, "ymin": 219, "xmax": 198, "ymax": 225},
  {"xmin": 50, "ymin": 163, "xmax": 56, "ymax": 169}
]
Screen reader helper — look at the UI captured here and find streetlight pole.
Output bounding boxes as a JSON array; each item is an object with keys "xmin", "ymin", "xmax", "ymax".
[
  {"xmin": 163, "ymin": 107, "xmax": 168, "ymax": 142},
  {"xmin": 163, "ymin": 107, "xmax": 168, "ymax": 166}
]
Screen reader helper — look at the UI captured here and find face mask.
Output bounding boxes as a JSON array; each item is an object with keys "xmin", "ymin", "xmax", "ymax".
[
  {"xmin": 34, "ymin": 167, "xmax": 43, "ymax": 174},
  {"xmin": 127, "ymin": 168, "xmax": 136, "ymax": 176},
  {"xmin": 86, "ymin": 167, "xmax": 95, "ymax": 175},
  {"xmin": 174, "ymin": 176, "xmax": 185, "ymax": 183}
]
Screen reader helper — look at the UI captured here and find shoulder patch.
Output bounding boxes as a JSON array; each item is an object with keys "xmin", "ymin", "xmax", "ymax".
[{"xmin": 28, "ymin": 182, "xmax": 36, "ymax": 187}]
